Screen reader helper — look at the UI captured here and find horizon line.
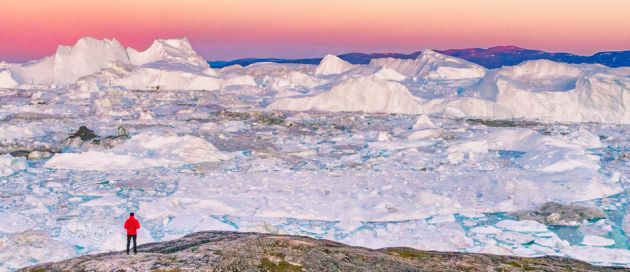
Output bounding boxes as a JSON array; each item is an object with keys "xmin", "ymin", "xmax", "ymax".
[{"xmin": 3, "ymin": 37, "xmax": 630, "ymax": 64}]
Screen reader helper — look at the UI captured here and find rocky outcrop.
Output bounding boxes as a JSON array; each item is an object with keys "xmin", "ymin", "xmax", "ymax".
[
  {"xmin": 21, "ymin": 231, "xmax": 626, "ymax": 272},
  {"xmin": 64, "ymin": 126, "xmax": 129, "ymax": 149},
  {"xmin": 516, "ymin": 202, "xmax": 607, "ymax": 226}
]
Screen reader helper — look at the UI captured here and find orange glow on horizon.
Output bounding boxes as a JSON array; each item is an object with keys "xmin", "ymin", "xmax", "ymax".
[{"xmin": 1, "ymin": 0, "xmax": 629, "ymax": 61}]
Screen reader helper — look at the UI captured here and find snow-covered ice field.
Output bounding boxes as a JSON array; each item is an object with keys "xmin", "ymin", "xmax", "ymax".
[{"xmin": 1, "ymin": 37, "xmax": 630, "ymax": 270}]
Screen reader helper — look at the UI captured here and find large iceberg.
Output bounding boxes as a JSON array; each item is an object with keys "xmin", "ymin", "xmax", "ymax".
[
  {"xmin": 314, "ymin": 54, "xmax": 356, "ymax": 75},
  {"xmin": 370, "ymin": 49, "xmax": 486, "ymax": 80},
  {"xmin": 268, "ymin": 76, "xmax": 424, "ymax": 114},
  {"xmin": 127, "ymin": 38, "xmax": 209, "ymax": 69},
  {"xmin": 0, "ymin": 69, "xmax": 18, "ymax": 88},
  {"xmin": 273, "ymin": 51, "xmax": 630, "ymax": 124},
  {"xmin": 118, "ymin": 38, "xmax": 223, "ymax": 90},
  {"xmin": 4, "ymin": 37, "xmax": 220, "ymax": 91},
  {"xmin": 8, "ymin": 37, "xmax": 130, "ymax": 86}
]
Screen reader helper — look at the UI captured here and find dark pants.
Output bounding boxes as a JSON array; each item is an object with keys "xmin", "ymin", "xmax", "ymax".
[{"xmin": 126, "ymin": 235, "xmax": 137, "ymax": 254}]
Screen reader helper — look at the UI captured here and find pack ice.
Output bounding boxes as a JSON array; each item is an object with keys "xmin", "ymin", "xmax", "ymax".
[{"xmin": 1, "ymin": 37, "xmax": 630, "ymax": 271}]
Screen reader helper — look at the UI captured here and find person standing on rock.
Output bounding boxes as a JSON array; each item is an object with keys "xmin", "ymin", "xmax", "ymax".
[{"xmin": 124, "ymin": 212, "xmax": 141, "ymax": 254}]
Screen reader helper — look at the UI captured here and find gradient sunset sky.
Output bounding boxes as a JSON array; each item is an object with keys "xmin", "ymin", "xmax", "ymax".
[{"xmin": 1, "ymin": 0, "xmax": 629, "ymax": 62}]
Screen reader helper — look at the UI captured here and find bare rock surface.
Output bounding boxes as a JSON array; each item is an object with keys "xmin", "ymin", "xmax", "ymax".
[
  {"xmin": 21, "ymin": 231, "xmax": 627, "ymax": 272},
  {"xmin": 516, "ymin": 202, "xmax": 607, "ymax": 226}
]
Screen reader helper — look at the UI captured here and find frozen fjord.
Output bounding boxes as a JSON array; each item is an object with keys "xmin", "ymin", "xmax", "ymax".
[{"xmin": 1, "ymin": 37, "xmax": 630, "ymax": 271}]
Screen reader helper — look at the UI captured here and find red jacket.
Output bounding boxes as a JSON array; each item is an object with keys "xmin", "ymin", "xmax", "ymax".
[{"xmin": 124, "ymin": 216, "xmax": 140, "ymax": 235}]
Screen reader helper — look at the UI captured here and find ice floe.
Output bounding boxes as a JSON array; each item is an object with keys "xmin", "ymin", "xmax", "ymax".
[
  {"xmin": 0, "ymin": 154, "xmax": 27, "ymax": 177},
  {"xmin": 45, "ymin": 134, "xmax": 232, "ymax": 170}
]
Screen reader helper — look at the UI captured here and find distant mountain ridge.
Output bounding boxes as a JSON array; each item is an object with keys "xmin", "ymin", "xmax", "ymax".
[{"xmin": 208, "ymin": 46, "xmax": 630, "ymax": 69}]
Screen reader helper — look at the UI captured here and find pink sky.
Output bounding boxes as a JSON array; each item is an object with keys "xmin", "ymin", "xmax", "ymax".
[{"xmin": 1, "ymin": 0, "xmax": 629, "ymax": 61}]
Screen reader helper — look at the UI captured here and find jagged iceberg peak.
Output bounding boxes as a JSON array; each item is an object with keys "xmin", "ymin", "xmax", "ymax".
[
  {"xmin": 127, "ymin": 37, "xmax": 209, "ymax": 70},
  {"xmin": 369, "ymin": 49, "xmax": 486, "ymax": 80},
  {"xmin": 47, "ymin": 37, "xmax": 132, "ymax": 85},
  {"xmin": 416, "ymin": 49, "xmax": 441, "ymax": 58},
  {"xmin": 415, "ymin": 49, "xmax": 483, "ymax": 68},
  {"xmin": 4, "ymin": 37, "xmax": 215, "ymax": 87},
  {"xmin": 315, "ymin": 54, "xmax": 356, "ymax": 75},
  {"xmin": 414, "ymin": 49, "xmax": 486, "ymax": 79},
  {"xmin": 412, "ymin": 114, "xmax": 437, "ymax": 130},
  {"xmin": 68, "ymin": 36, "xmax": 125, "ymax": 50},
  {"xmin": 54, "ymin": 37, "xmax": 130, "ymax": 63},
  {"xmin": 5, "ymin": 37, "xmax": 135, "ymax": 86},
  {"xmin": 0, "ymin": 69, "xmax": 18, "ymax": 88}
]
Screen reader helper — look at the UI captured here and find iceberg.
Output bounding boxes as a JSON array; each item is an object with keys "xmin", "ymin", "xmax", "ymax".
[
  {"xmin": 0, "ymin": 69, "xmax": 18, "ymax": 88},
  {"xmin": 370, "ymin": 50, "xmax": 486, "ymax": 80},
  {"xmin": 9, "ymin": 37, "xmax": 130, "ymax": 86},
  {"xmin": 273, "ymin": 56, "xmax": 630, "ymax": 124},
  {"xmin": 315, "ymin": 54, "xmax": 356, "ymax": 75},
  {"xmin": 268, "ymin": 76, "xmax": 424, "ymax": 114},
  {"xmin": 45, "ymin": 134, "xmax": 232, "ymax": 171},
  {"xmin": 581, "ymin": 235, "xmax": 615, "ymax": 247},
  {"xmin": 0, "ymin": 154, "xmax": 27, "ymax": 177},
  {"xmin": 127, "ymin": 38, "xmax": 209, "ymax": 69},
  {"xmin": 2, "ymin": 37, "xmax": 219, "ymax": 91}
]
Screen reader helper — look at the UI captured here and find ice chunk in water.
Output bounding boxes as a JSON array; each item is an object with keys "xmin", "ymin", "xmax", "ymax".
[
  {"xmin": 581, "ymin": 235, "xmax": 615, "ymax": 247},
  {"xmin": 496, "ymin": 220, "xmax": 548, "ymax": 232},
  {"xmin": 0, "ymin": 154, "xmax": 27, "ymax": 177}
]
